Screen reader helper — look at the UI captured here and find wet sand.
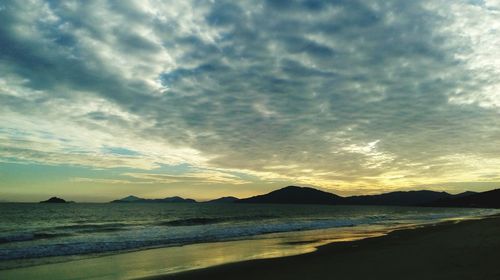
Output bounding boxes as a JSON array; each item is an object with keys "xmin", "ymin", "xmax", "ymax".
[
  {"xmin": 0, "ymin": 225, "xmax": 389, "ymax": 280},
  {"xmin": 148, "ymin": 215, "xmax": 500, "ymax": 280}
]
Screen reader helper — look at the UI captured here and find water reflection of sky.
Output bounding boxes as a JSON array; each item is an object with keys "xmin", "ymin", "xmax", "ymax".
[{"xmin": 0, "ymin": 224, "xmax": 399, "ymax": 280}]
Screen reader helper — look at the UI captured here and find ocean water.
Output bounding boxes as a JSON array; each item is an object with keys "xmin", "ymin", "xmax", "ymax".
[{"xmin": 0, "ymin": 203, "xmax": 497, "ymax": 271}]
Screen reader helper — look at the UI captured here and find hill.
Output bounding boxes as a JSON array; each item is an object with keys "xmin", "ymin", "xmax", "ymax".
[
  {"xmin": 424, "ymin": 189, "xmax": 500, "ymax": 208},
  {"xmin": 236, "ymin": 186, "xmax": 478, "ymax": 207},
  {"xmin": 343, "ymin": 190, "xmax": 453, "ymax": 206},
  {"xmin": 111, "ymin": 195, "xmax": 196, "ymax": 203},
  {"xmin": 107, "ymin": 186, "xmax": 494, "ymax": 208},
  {"xmin": 204, "ymin": 196, "xmax": 239, "ymax": 203},
  {"xmin": 40, "ymin": 197, "xmax": 69, "ymax": 203},
  {"xmin": 238, "ymin": 186, "xmax": 343, "ymax": 205}
]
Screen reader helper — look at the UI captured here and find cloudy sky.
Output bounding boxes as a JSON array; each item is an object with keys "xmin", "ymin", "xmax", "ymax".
[{"xmin": 1, "ymin": 0, "xmax": 499, "ymax": 202}]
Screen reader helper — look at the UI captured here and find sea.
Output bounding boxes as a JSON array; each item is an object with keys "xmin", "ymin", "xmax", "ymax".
[{"xmin": 0, "ymin": 203, "xmax": 497, "ymax": 278}]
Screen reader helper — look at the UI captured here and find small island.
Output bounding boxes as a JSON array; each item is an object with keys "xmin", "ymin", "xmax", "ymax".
[{"xmin": 39, "ymin": 197, "xmax": 70, "ymax": 203}]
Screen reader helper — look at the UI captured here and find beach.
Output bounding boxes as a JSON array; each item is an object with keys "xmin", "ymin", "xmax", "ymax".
[
  {"xmin": 149, "ymin": 215, "xmax": 500, "ymax": 280},
  {"xmin": 1, "ymin": 205, "xmax": 498, "ymax": 280}
]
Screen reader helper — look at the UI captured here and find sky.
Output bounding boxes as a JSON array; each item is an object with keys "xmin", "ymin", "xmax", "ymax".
[{"xmin": 1, "ymin": 0, "xmax": 500, "ymax": 202}]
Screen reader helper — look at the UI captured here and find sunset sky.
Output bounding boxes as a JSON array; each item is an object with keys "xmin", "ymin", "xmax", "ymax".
[{"xmin": 1, "ymin": 0, "xmax": 500, "ymax": 202}]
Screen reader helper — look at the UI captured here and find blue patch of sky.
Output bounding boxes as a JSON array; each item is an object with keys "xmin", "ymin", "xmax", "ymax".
[
  {"xmin": 144, "ymin": 163, "xmax": 196, "ymax": 175},
  {"xmin": 0, "ymin": 162, "xmax": 103, "ymax": 183},
  {"xmin": 101, "ymin": 146, "xmax": 142, "ymax": 156}
]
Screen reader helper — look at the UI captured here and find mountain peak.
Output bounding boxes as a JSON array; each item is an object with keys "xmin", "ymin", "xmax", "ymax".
[
  {"xmin": 40, "ymin": 197, "xmax": 67, "ymax": 203},
  {"xmin": 238, "ymin": 185, "xmax": 342, "ymax": 205},
  {"xmin": 111, "ymin": 195, "xmax": 197, "ymax": 203},
  {"xmin": 119, "ymin": 195, "xmax": 142, "ymax": 202},
  {"xmin": 204, "ymin": 196, "xmax": 239, "ymax": 203}
]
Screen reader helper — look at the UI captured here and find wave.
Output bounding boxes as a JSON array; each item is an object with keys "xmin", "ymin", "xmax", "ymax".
[
  {"xmin": 54, "ymin": 223, "xmax": 130, "ymax": 232},
  {"xmin": 159, "ymin": 218, "xmax": 227, "ymax": 226},
  {"xmin": 1, "ymin": 208, "xmax": 496, "ymax": 263},
  {"xmin": 159, "ymin": 215, "xmax": 276, "ymax": 226},
  {"xmin": 0, "ymin": 218, "xmax": 367, "ymax": 261},
  {"xmin": 0, "ymin": 232, "xmax": 73, "ymax": 244},
  {"xmin": 0, "ymin": 223, "xmax": 130, "ymax": 245}
]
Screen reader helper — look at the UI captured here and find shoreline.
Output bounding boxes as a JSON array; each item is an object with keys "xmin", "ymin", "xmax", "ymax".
[
  {"xmin": 0, "ymin": 222, "xmax": 400, "ymax": 279},
  {"xmin": 145, "ymin": 214, "xmax": 500, "ymax": 280},
  {"xmin": 0, "ymin": 220, "xmax": 398, "ymax": 271},
  {"xmin": 1, "ymin": 213, "xmax": 497, "ymax": 280}
]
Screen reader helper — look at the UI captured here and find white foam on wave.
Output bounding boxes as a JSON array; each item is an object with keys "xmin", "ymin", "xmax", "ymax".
[{"xmin": 0, "ymin": 206, "xmax": 497, "ymax": 264}]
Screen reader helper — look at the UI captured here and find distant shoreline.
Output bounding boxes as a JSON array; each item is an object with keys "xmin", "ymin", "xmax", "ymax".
[
  {"xmin": 146, "ymin": 214, "xmax": 500, "ymax": 280},
  {"xmin": 19, "ymin": 185, "xmax": 500, "ymax": 208}
]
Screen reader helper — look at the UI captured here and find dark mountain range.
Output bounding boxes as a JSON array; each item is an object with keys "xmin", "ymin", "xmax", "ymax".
[
  {"xmin": 40, "ymin": 197, "xmax": 68, "ymax": 203},
  {"xmin": 343, "ymin": 190, "xmax": 453, "ymax": 206},
  {"xmin": 111, "ymin": 195, "xmax": 196, "ymax": 203},
  {"xmin": 234, "ymin": 186, "xmax": 481, "ymax": 207},
  {"xmin": 107, "ymin": 186, "xmax": 495, "ymax": 208},
  {"xmin": 424, "ymin": 189, "xmax": 500, "ymax": 208},
  {"xmin": 204, "ymin": 196, "xmax": 239, "ymax": 203},
  {"xmin": 237, "ymin": 186, "xmax": 343, "ymax": 205}
]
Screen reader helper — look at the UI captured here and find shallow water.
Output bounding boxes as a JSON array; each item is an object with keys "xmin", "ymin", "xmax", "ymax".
[
  {"xmin": 0, "ymin": 203, "xmax": 497, "ymax": 272},
  {"xmin": 0, "ymin": 225, "xmax": 395, "ymax": 280}
]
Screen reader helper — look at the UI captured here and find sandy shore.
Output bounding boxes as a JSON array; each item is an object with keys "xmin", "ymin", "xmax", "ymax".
[
  {"xmin": 147, "ymin": 215, "xmax": 500, "ymax": 280},
  {"xmin": 0, "ymin": 224, "xmax": 389, "ymax": 280}
]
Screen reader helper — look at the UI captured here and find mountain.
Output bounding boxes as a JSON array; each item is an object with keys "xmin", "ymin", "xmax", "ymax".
[
  {"xmin": 343, "ymin": 190, "xmax": 453, "ymax": 206},
  {"xmin": 424, "ymin": 189, "xmax": 500, "ymax": 208},
  {"xmin": 116, "ymin": 195, "xmax": 142, "ymax": 202},
  {"xmin": 204, "ymin": 196, "xmax": 239, "ymax": 203},
  {"xmin": 108, "ymin": 187, "xmax": 495, "ymax": 207},
  {"xmin": 453, "ymin": 191, "xmax": 478, "ymax": 198},
  {"xmin": 160, "ymin": 196, "xmax": 197, "ymax": 203},
  {"xmin": 236, "ymin": 186, "xmax": 463, "ymax": 207},
  {"xmin": 238, "ymin": 186, "xmax": 343, "ymax": 205},
  {"xmin": 40, "ymin": 197, "xmax": 68, "ymax": 203},
  {"xmin": 111, "ymin": 195, "xmax": 196, "ymax": 203},
  {"xmin": 236, "ymin": 186, "xmax": 458, "ymax": 206}
]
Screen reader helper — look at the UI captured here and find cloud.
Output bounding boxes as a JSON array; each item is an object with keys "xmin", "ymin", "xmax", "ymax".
[
  {"xmin": 122, "ymin": 170, "xmax": 251, "ymax": 185},
  {"xmin": 70, "ymin": 177, "xmax": 136, "ymax": 185},
  {"xmin": 1, "ymin": 0, "xmax": 500, "ymax": 196},
  {"xmin": 441, "ymin": 0, "xmax": 500, "ymax": 109}
]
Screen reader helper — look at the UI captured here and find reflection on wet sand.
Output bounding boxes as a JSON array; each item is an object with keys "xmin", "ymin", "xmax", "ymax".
[{"xmin": 0, "ymin": 224, "xmax": 397, "ymax": 280}]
